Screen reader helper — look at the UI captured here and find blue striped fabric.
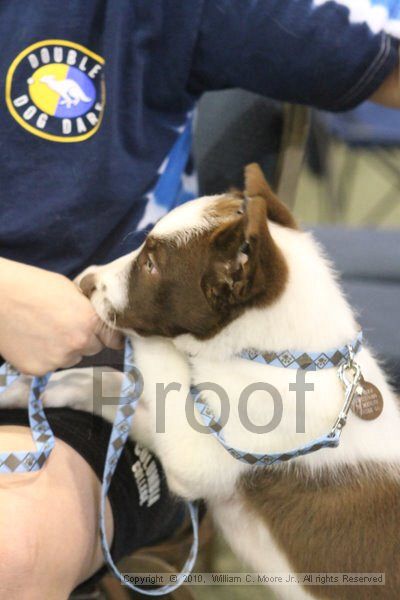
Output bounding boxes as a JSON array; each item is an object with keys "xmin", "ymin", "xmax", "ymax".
[
  {"xmin": 314, "ymin": 0, "xmax": 400, "ymax": 36},
  {"xmin": 136, "ymin": 116, "xmax": 197, "ymax": 232}
]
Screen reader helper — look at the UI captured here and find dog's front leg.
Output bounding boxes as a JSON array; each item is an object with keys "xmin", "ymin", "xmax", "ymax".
[{"xmin": 0, "ymin": 375, "xmax": 31, "ymax": 408}]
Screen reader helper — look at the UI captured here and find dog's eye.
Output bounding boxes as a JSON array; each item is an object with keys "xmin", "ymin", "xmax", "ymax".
[{"xmin": 239, "ymin": 241, "xmax": 250, "ymax": 255}]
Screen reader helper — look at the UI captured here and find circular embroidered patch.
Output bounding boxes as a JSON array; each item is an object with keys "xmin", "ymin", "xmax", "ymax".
[{"xmin": 5, "ymin": 39, "xmax": 105, "ymax": 143}]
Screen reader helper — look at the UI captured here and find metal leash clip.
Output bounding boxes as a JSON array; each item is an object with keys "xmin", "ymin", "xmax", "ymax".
[{"xmin": 329, "ymin": 345, "xmax": 362, "ymax": 439}]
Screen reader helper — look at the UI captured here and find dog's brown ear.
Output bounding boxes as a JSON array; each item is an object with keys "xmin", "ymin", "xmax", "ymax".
[
  {"xmin": 201, "ymin": 196, "xmax": 271, "ymax": 311},
  {"xmin": 244, "ymin": 163, "xmax": 297, "ymax": 229}
]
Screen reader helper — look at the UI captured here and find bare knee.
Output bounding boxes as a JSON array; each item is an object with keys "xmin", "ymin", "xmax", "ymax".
[
  {"xmin": 0, "ymin": 522, "xmax": 38, "ymax": 598},
  {"xmin": 0, "ymin": 429, "xmax": 113, "ymax": 599},
  {"xmin": 0, "ymin": 489, "xmax": 89, "ymax": 599},
  {"xmin": 0, "ymin": 515, "xmax": 71, "ymax": 600}
]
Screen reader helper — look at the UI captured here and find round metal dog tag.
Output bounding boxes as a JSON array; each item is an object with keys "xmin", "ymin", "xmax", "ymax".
[{"xmin": 351, "ymin": 378, "xmax": 383, "ymax": 421}]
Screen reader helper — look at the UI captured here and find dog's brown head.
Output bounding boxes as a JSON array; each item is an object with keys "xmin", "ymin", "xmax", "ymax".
[{"xmin": 81, "ymin": 164, "xmax": 295, "ymax": 339}]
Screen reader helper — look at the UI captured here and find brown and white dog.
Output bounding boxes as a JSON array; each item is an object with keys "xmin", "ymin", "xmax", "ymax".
[
  {"xmin": 4, "ymin": 165, "xmax": 400, "ymax": 598},
  {"xmin": 77, "ymin": 164, "xmax": 400, "ymax": 599}
]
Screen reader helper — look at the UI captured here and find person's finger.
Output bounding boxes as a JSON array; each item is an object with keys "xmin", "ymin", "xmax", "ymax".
[
  {"xmin": 81, "ymin": 333, "xmax": 105, "ymax": 357},
  {"xmin": 62, "ymin": 353, "xmax": 84, "ymax": 369},
  {"xmin": 96, "ymin": 326, "xmax": 125, "ymax": 350}
]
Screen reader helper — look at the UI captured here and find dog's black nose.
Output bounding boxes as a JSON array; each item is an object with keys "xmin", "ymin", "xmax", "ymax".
[{"xmin": 80, "ymin": 273, "xmax": 97, "ymax": 299}]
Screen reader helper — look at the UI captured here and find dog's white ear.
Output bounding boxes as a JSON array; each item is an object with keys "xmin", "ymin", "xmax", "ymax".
[{"xmin": 244, "ymin": 163, "xmax": 297, "ymax": 229}]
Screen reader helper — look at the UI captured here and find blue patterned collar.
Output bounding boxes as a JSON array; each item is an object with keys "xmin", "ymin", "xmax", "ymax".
[
  {"xmin": 240, "ymin": 331, "xmax": 363, "ymax": 371},
  {"xmin": 192, "ymin": 330, "xmax": 364, "ymax": 468}
]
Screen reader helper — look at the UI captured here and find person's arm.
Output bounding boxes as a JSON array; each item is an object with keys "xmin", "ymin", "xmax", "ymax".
[
  {"xmin": 0, "ymin": 259, "xmax": 123, "ymax": 376},
  {"xmin": 187, "ymin": 0, "xmax": 400, "ymax": 111}
]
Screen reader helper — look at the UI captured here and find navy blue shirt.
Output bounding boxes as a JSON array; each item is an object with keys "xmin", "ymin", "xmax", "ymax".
[{"xmin": 0, "ymin": 0, "xmax": 398, "ymax": 277}]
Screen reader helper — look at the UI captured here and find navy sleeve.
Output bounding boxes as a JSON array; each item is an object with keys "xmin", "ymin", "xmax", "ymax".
[{"xmin": 188, "ymin": 0, "xmax": 399, "ymax": 111}]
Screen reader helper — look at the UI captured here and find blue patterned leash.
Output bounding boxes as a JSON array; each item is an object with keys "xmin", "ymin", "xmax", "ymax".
[
  {"xmin": 99, "ymin": 339, "xmax": 200, "ymax": 595},
  {"xmin": 0, "ymin": 364, "xmax": 53, "ymax": 473},
  {"xmin": 192, "ymin": 332, "xmax": 363, "ymax": 467},
  {"xmin": 0, "ymin": 342, "xmax": 199, "ymax": 595}
]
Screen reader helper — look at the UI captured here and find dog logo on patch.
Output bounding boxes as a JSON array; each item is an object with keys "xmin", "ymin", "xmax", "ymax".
[
  {"xmin": 39, "ymin": 74, "xmax": 93, "ymax": 109},
  {"xmin": 6, "ymin": 39, "xmax": 105, "ymax": 142}
]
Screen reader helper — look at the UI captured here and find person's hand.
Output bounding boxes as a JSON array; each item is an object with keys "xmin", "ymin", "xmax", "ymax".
[{"xmin": 0, "ymin": 259, "xmax": 124, "ymax": 376}]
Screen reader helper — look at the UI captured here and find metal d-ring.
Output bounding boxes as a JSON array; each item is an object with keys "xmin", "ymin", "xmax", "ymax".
[{"xmin": 330, "ymin": 347, "xmax": 362, "ymax": 438}]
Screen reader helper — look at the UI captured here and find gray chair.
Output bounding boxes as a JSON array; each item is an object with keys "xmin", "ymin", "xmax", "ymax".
[
  {"xmin": 194, "ymin": 89, "xmax": 309, "ymax": 208},
  {"xmin": 312, "ymin": 226, "xmax": 400, "ymax": 390}
]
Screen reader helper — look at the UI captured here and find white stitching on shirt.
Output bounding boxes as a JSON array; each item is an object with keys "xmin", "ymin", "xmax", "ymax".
[{"xmin": 334, "ymin": 33, "xmax": 392, "ymax": 109}]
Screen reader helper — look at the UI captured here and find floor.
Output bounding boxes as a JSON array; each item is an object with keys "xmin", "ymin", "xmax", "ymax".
[
  {"xmin": 193, "ymin": 533, "xmax": 274, "ymax": 600},
  {"xmin": 193, "ymin": 143, "xmax": 400, "ymax": 600}
]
